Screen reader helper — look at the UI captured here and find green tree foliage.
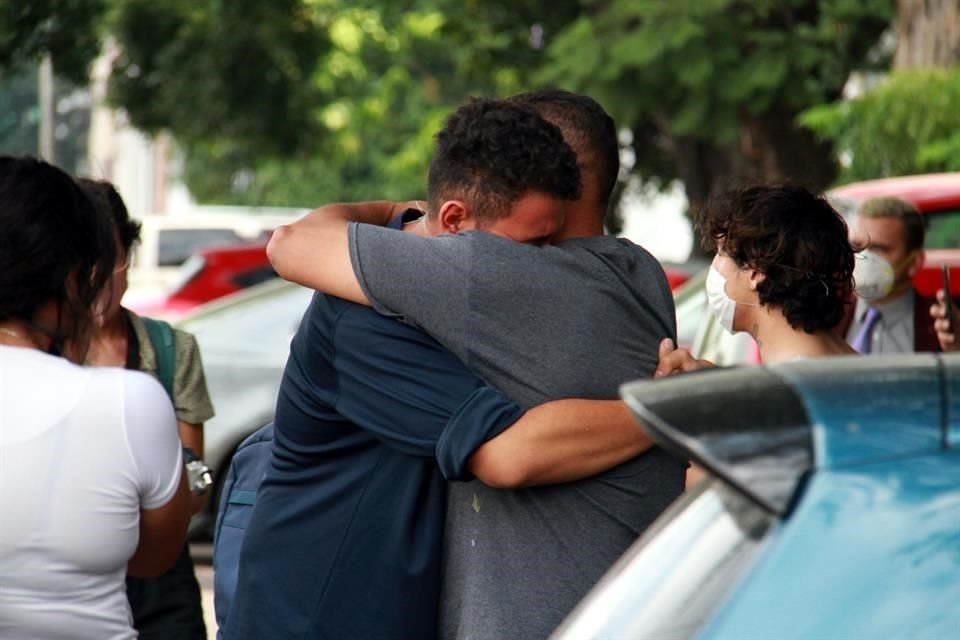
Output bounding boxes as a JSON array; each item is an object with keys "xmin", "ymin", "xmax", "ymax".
[
  {"xmin": 109, "ymin": 0, "xmax": 329, "ymax": 157},
  {"xmin": 0, "ymin": 64, "xmax": 91, "ymax": 172},
  {"xmin": 158, "ymin": 1, "xmax": 585, "ymax": 206},
  {"xmin": 0, "ymin": 0, "xmax": 108, "ymax": 84},
  {"xmin": 115, "ymin": 2, "xmax": 501, "ymax": 205},
  {"xmin": 799, "ymin": 69, "xmax": 960, "ymax": 181},
  {"xmin": 537, "ymin": 0, "xmax": 893, "ymax": 213},
  {"xmin": 2, "ymin": 0, "xmax": 898, "ymax": 219},
  {"xmin": 0, "ymin": 3, "xmax": 99, "ymax": 171}
]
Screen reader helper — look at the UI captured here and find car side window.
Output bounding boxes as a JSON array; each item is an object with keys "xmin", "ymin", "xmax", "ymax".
[
  {"xmin": 158, "ymin": 229, "xmax": 247, "ymax": 267},
  {"xmin": 231, "ymin": 265, "xmax": 278, "ymax": 289},
  {"xmin": 925, "ymin": 208, "xmax": 960, "ymax": 249}
]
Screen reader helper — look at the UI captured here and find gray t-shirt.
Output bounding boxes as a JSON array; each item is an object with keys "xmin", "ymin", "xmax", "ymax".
[{"xmin": 349, "ymin": 225, "xmax": 687, "ymax": 640}]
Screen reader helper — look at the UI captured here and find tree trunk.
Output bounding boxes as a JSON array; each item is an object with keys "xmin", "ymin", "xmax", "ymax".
[
  {"xmin": 666, "ymin": 108, "xmax": 837, "ymax": 258},
  {"xmin": 894, "ymin": 0, "xmax": 960, "ymax": 68}
]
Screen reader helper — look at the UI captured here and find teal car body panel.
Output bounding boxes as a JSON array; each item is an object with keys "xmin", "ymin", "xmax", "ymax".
[
  {"xmin": 773, "ymin": 355, "xmax": 945, "ymax": 468},
  {"xmin": 553, "ymin": 354, "xmax": 960, "ymax": 640},
  {"xmin": 699, "ymin": 453, "xmax": 960, "ymax": 640}
]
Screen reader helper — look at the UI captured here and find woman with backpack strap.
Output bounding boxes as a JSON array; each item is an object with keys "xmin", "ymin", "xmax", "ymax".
[{"xmin": 82, "ymin": 178, "xmax": 215, "ymax": 640}]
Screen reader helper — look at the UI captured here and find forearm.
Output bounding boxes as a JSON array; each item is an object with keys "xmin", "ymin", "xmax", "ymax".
[
  {"xmin": 469, "ymin": 399, "xmax": 652, "ymax": 488},
  {"xmin": 178, "ymin": 420, "xmax": 206, "ymax": 515},
  {"xmin": 267, "ymin": 201, "xmax": 405, "ymax": 301}
]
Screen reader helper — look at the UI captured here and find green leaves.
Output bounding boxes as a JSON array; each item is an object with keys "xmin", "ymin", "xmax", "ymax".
[
  {"xmin": 109, "ymin": 0, "xmax": 330, "ymax": 156},
  {"xmin": 0, "ymin": 0, "xmax": 109, "ymax": 84},
  {"xmin": 0, "ymin": 0, "xmax": 902, "ymax": 211},
  {"xmin": 799, "ymin": 69, "xmax": 960, "ymax": 182}
]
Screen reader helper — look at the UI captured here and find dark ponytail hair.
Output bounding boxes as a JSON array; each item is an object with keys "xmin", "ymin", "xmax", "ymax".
[{"xmin": 0, "ymin": 156, "xmax": 116, "ymax": 339}]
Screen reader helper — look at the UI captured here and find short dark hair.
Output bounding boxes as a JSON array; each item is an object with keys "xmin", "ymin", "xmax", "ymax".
[
  {"xmin": 857, "ymin": 196, "xmax": 926, "ymax": 253},
  {"xmin": 697, "ymin": 184, "xmax": 855, "ymax": 333},
  {"xmin": 0, "ymin": 156, "xmax": 116, "ymax": 335},
  {"xmin": 427, "ymin": 98, "xmax": 581, "ymax": 222},
  {"xmin": 78, "ymin": 178, "xmax": 142, "ymax": 253},
  {"xmin": 509, "ymin": 89, "xmax": 619, "ymax": 212}
]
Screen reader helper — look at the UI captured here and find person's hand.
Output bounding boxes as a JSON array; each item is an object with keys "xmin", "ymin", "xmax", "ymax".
[
  {"xmin": 930, "ymin": 289, "xmax": 960, "ymax": 352},
  {"xmin": 654, "ymin": 338, "xmax": 715, "ymax": 378},
  {"xmin": 404, "ymin": 199, "xmax": 428, "ymax": 216}
]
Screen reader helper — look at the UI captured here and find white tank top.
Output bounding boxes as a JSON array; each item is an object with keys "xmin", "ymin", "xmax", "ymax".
[{"xmin": 0, "ymin": 345, "xmax": 182, "ymax": 639}]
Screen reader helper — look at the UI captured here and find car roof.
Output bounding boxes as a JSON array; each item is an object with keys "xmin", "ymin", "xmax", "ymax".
[
  {"xmin": 828, "ymin": 173, "xmax": 960, "ymax": 212},
  {"xmin": 621, "ymin": 354, "xmax": 959, "ymax": 513}
]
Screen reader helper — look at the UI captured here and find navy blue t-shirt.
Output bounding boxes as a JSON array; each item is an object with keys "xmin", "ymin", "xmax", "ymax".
[{"xmin": 222, "ymin": 289, "xmax": 523, "ymax": 640}]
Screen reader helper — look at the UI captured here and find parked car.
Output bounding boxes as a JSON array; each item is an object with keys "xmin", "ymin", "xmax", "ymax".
[
  {"xmin": 125, "ymin": 211, "xmax": 301, "ymax": 308},
  {"xmin": 131, "ymin": 242, "xmax": 276, "ymax": 321},
  {"xmin": 679, "ymin": 173, "xmax": 960, "ymax": 366},
  {"xmin": 177, "ymin": 279, "xmax": 314, "ymax": 537},
  {"xmin": 662, "ymin": 262, "xmax": 705, "ymax": 291},
  {"xmin": 553, "ymin": 354, "xmax": 960, "ymax": 640}
]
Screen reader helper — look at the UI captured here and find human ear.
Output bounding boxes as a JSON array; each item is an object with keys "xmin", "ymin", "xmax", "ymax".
[
  {"xmin": 907, "ymin": 249, "xmax": 926, "ymax": 277},
  {"xmin": 748, "ymin": 269, "xmax": 766, "ymax": 291},
  {"xmin": 437, "ymin": 200, "xmax": 472, "ymax": 233}
]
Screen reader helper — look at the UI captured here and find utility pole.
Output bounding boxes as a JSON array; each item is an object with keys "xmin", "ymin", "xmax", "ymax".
[{"xmin": 38, "ymin": 54, "xmax": 55, "ymax": 162}]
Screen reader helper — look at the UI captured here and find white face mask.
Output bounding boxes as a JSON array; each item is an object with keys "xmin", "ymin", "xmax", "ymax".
[
  {"xmin": 853, "ymin": 250, "xmax": 895, "ymax": 300},
  {"xmin": 705, "ymin": 265, "xmax": 738, "ymax": 333}
]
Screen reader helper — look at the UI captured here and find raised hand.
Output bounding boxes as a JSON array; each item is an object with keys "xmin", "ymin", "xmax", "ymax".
[{"xmin": 930, "ymin": 289, "xmax": 960, "ymax": 352}]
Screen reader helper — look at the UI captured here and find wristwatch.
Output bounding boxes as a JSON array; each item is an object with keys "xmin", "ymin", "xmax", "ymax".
[{"xmin": 182, "ymin": 447, "xmax": 214, "ymax": 495}]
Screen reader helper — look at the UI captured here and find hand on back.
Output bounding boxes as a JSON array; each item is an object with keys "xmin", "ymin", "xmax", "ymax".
[{"xmin": 654, "ymin": 338, "xmax": 716, "ymax": 378}]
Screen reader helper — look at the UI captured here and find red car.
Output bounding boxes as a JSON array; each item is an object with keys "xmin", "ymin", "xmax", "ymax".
[
  {"xmin": 828, "ymin": 172, "xmax": 960, "ymax": 296},
  {"xmin": 130, "ymin": 243, "xmax": 275, "ymax": 321}
]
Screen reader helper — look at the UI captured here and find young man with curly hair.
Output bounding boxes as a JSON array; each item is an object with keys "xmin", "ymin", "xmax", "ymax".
[
  {"xmin": 224, "ymin": 98, "xmax": 657, "ymax": 640},
  {"xmin": 657, "ymin": 185, "xmax": 859, "ymax": 376},
  {"xmin": 267, "ymin": 91, "xmax": 684, "ymax": 640}
]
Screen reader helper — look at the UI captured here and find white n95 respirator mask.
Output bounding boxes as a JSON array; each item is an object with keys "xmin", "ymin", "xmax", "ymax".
[
  {"xmin": 853, "ymin": 250, "xmax": 895, "ymax": 301},
  {"xmin": 705, "ymin": 265, "xmax": 738, "ymax": 334}
]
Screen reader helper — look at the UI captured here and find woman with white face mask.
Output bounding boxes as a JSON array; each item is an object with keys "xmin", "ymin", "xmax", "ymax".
[{"xmin": 658, "ymin": 184, "xmax": 857, "ymax": 374}]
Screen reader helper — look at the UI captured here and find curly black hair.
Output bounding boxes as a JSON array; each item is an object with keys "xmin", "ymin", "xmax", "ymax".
[
  {"xmin": 509, "ymin": 89, "xmax": 619, "ymax": 213},
  {"xmin": 78, "ymin": 178, "xmax": 142, "ymax": 253},
  {"xmin": 697, "ymin": 184, "xmax": 855, "ymax": 333},
  {"xmin": 0, "ymin": 156, "xmax": 116, "ymax": 334},
  {"xmin": 427, "ymin": 98, "xmax": 581, "ymax": 223}
]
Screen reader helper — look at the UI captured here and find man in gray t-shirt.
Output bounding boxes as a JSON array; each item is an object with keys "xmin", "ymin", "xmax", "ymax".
[
  {"xmin": 267, "ymin": 91, "xmax": 687, "ymax": 639},
  {"xmin": 348, "ymin": 226, "xmax": 685, "ymax": 639}
]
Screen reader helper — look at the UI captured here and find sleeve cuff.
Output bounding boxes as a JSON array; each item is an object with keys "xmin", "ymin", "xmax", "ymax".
[{"xmin": 436, "ymin": 386, "xmax": 524, "ymax": 481}]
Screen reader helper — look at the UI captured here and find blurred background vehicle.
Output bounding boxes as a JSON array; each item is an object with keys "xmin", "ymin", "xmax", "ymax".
[
  {"xmin": 661, "ymin": 262, "xmax": 703, "ymax": 292},
  {"xmin": 676, "ymin": 173, "xmax": 960, "ymax": 367},
  {"xmin": 554, "ymin": 354, "xmax": 960, "ymax": 640},
  {"xmin": 125, "ymin": 211, "xmax": 300, "ymax": 309},
  {"xmin": 131, "ymin": 242, "xmax": 276, "ymax": 321},
  {"xmin": 177, "ymin": 279, "xmax": 313, "ymax": 538}
]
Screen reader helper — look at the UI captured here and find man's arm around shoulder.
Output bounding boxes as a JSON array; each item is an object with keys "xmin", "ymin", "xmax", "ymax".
[
  {"xmin": 468, "ymin": 399, "xmax": 653, "ymax": 489},
  {"xmin": 267, "ymin": 201, "xmax": 410, "ymax": 303}
]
